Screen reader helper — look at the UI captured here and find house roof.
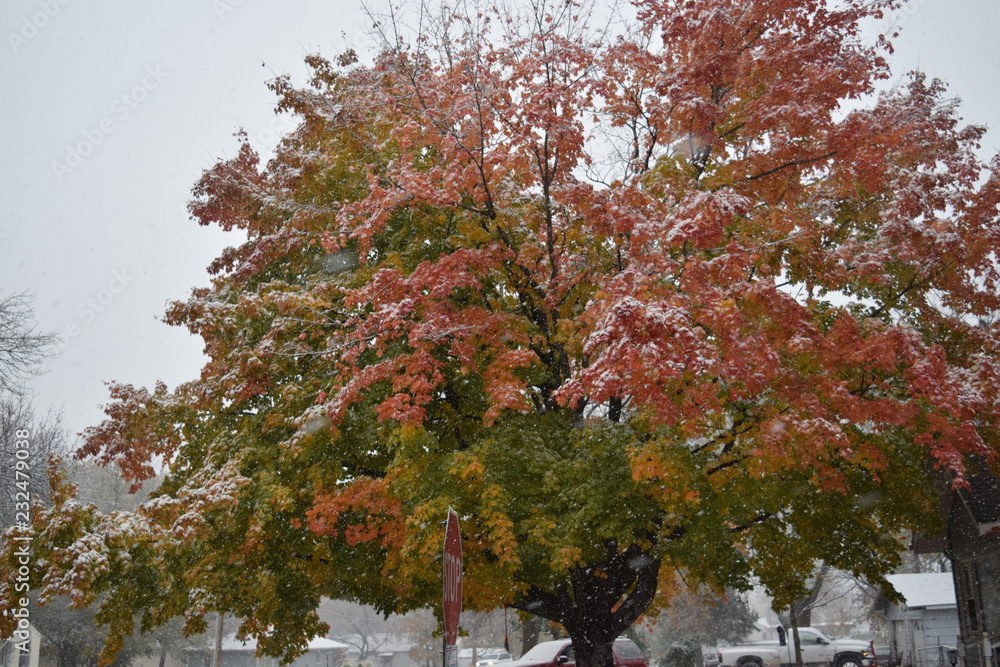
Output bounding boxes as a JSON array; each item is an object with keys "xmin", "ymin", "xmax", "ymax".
[
  {"xmin": 957, "ymin": 474, "xmax": 1000, "ymax": 525},
  {"xmin": 884, "ymin": 573, "xmax": 956, "ymax": 610},
  {"xmin": 221, "ymin": 634, "xmax": 349, "ymax": 652}
]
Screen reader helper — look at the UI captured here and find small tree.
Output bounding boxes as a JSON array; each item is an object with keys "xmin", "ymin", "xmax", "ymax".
[
  {"xmin": 321, "ymin": 599, "xmax": 397, "ymax": 661},
  {"xmin": 646, "ymin": 582, "xmax": 756, "ymax": 667},
  {"xmin": 29, "ymin": 595, "xmax": 155, "ymax": 667},
  {"xmin": 462, "ymin": 608, "xmax": 516, "ymax": 658},
  {"xmin": 0, "ymin": 291, "xmax": 63, "ymax": 530},
  {"xmin": 0, "ymin": 393, "xmax": 65, "ymax": 530},
  {"xmin": 0, "ymin": 292, "xmax": 54, "ymax": 395},
  {"xmin": 400, "ymin": 609, "xmax": 439, "ymax": 667}
]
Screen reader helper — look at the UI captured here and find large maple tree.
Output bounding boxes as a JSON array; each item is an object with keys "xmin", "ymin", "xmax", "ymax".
[{"xmin": 5, "ymin": 0, "xmax": 1000, "ymax": 665}]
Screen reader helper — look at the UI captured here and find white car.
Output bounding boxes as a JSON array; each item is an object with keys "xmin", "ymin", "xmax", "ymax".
[
  {"xmin": 476, "ymin": 650, "xmax": 513, "ymax": 667},
  {"xmin": 717, "ymin": 627, "xmax": 875, "ymax": 667}
]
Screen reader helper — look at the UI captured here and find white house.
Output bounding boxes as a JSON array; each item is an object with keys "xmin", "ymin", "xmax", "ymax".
[
  {"xmin": 881, "ymin": 573, "xmax": 960, "ymax": 667},
  {"xmin": 0, "ymin": 623, "xmax": 41, "ymax": 667},
  {"xmin": 183, "ymin": 634, "xmax": 349, "ymax": 667},
  {"xmin": 338, "ymin": 633, "xmax": 425, "ymax": 667}
]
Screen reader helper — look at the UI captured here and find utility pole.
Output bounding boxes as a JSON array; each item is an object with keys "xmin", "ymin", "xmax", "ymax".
[{"xmin": 213, "ymin": 614, "xmax": 224, "ymax": 667}]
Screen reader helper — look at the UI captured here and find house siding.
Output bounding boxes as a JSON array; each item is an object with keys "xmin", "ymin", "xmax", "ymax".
[
  {"xmin": 886, "ymin": 607, "xmax": 960, "ymax": 667},
  {"xmin": 948, "ymin": 477, "xmax": 1000, "ymax": 667}
]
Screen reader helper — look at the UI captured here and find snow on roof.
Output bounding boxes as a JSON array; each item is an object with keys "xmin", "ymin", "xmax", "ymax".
[
  {"xmin": 884, "ymin": 573, "xmax": 956, "ymax": 610},
  {"xmin": 310, "ymin": 638, "xmax": 352, "ymax": 651},
  {"xmin": 960, "ymin": 474, "xmax": 1000, "ymax": 524},
  {"xmin": 221, "ymin": 634, "xmax": 349, "ymax": 652}
]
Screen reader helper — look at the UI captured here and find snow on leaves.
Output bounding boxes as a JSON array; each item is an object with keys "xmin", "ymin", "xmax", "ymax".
[
  {"xmin": 7, "ymin": 0, "xmax": 1000, "ymax": 664},
  {"xmin": 307, "ymin": 477, "xmax": 403, "ymax": 549}
]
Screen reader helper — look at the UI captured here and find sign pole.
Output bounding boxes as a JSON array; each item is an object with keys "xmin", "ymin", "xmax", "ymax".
[{"xmin": 443, "ymin": 509, "xmax": 463, "ymax": 667}]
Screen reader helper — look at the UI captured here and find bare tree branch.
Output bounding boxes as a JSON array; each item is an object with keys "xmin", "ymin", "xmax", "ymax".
[{"xmin": 0, "ymin": 292, "xmax": 56, "ymax": 394}]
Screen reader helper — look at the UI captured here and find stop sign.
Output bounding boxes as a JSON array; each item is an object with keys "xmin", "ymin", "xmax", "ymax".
[{"xmin": 443, "ymin": 509, "xmax": 462, "ymax": 667}]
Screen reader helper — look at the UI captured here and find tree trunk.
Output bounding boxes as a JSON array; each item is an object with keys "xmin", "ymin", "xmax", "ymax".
[
  {"xmin": 790, "ymin": 596, "xmax": 812, "ymax": 628},
  {"xmin": 213, "ymin": 613, "xmax": 224, "ymax": 667},
  {"xmin": 572, "ymin": 636, "xmax": 617, "ymax": 667},
  {"xmin": 785, "ymin": 565, "xmax": 829, "ymax": 667},
  {"xmin": 521, "ymin": 614, "xmax": 540, "ymax": 656},
  {"xmin": 513, "ymin": 544, "xmax": 660, "ymax": 667},
  {"xmin": 791, "ymin": 615, "xmax": 804, "ymax": 667}
]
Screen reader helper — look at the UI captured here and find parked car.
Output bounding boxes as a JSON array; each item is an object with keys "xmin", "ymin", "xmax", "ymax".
[
  {"xmin": 508, "ymin": 638, "xmax": 648, "ymax": 667},
  {"xmin": 716, "ymin": 628, "xmax": 876, "ymax": 667},
  {"xmin": 478, "ymin": 650, "xmax": 514, "ymax": 667}
]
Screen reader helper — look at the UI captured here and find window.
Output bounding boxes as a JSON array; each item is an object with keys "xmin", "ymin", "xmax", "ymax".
[
  {"xmin": 797, "ymin": 632, "xmax": 821, "ymax": 646},
  {"xmin": 975, "ymin": 559, "xmax": 1000, "ymax": 636},
  {"xmin": 615, "ymin": 641, "xmax": 645, "ymax": 660},
  {"xmin": 960, "ymin": 563, "xmax": 981, "ymax": 633}
]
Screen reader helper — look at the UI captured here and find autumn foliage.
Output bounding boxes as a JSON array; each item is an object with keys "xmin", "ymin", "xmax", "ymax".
[{"xmin": 4, "ymin": 0, "xmax": 1000, "ymax": 665}]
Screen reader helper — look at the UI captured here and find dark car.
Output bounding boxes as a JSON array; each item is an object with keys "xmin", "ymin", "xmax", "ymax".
[{"xmin": 508, "ymin": 639, "xmax": 648, "ymax": 667}]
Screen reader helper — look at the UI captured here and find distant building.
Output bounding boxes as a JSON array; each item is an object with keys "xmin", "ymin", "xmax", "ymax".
[
  {"xmin": 185, "ymin": 634, "xmax": 348, "ymax": 667},
  {"xmin": 875, "ymin": 572, "xmax": 960, "ymax": 667},
  {"xmin": 0, "ymin": 623, "xmax": 40, "ymax": 667},
  {"xmin": 742, "ymin": 617, "xmax": 784, "ymax": 644},
  {"xmin": 913, "ymin": 470, "xmax": 1000, "ymax": 667},
  {"xmin": 947, "ymin": 474, "xmax": 1000, "ymax": 667},
  {"xmin": 338, "ymin": 633, "xmax": 423, "ymax": 667}
]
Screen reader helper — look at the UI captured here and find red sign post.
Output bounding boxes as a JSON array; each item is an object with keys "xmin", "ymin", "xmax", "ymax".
[{"xmin": 443, "ymin": 509, "xmax": 463, "ymax": 667}]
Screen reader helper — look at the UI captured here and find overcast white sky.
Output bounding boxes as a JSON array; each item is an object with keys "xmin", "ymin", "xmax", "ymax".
[{"xmin": 2, "ymin": 0, "xmax": 999, "ymax": 441}]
